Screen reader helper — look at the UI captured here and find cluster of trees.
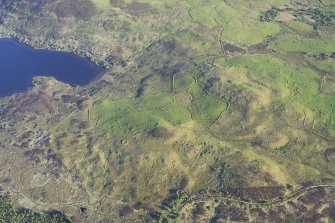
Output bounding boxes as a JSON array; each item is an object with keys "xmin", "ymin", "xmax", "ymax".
[
  {"xmin": 325, "ymin": 147, "xmax": 335, "ymax": 162},
  {"xmin": 260, "ymin": 6, "xmax": 335, "ymax": 27},
  {"xmin": 158, "ymin": 190, "xmax": 189, "ymax": 223},
  {"xmin": 260, "ymin": 8, "xmax": 279, "ymax": 22},
  {"xmin": 308, "ymin": 8, "xmax": 335, "ymax": 26},
  {"xmin": 0, "ymin": 195, "xmax": 71, "ymax": 223}
]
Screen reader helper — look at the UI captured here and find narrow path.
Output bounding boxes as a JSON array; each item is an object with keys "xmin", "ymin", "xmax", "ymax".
[
  {"xmin": 184, "ymin": 184, "xmax": 335, "ymax": 207},
  {"xmin": 160, "ymin": 184, "xmax": 335, "ymax": 222}
]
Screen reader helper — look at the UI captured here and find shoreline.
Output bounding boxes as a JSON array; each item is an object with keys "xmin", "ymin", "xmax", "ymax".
[
  {"xmin": 0, "ymin": 35, "xmax": 108, "ymax": 98},
  {"xmin": 0, "ymin": 29, "xmax": 111, "ymax": 69}
]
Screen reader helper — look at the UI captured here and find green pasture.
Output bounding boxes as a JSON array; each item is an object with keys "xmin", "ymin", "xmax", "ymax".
[
  {"xmin": 217, "ymin": 55, "xmax": 335, "ymax": 126},
  {"xmin": 271, "ymin": 35, "xmax": 335, "ymax": 54},
  {"xmin": 92, "ymin": 94, "xmax": 191, "ymax": 136}
]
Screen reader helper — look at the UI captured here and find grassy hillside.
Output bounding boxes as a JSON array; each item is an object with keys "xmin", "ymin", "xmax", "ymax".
[{"xmin": 0, "ymin": 0, "xmax": 334, "ymax": 222}]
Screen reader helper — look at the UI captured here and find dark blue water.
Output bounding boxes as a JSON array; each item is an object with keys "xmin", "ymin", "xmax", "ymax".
[{"xmin": 0, "ymin": 38, "xmax": 105, "ymax": 97}]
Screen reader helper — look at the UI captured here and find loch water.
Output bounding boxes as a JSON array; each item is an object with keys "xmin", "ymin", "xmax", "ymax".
[{"xmin": 0, "ymin": 38, "xmax": 105, "ymax": 97}]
